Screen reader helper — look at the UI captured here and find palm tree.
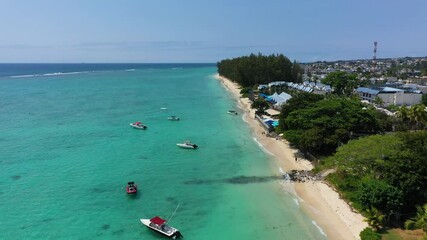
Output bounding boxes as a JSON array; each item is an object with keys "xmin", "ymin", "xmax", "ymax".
[
  {"xmin": 395, "ymin": 105, "xmax": 410, "ymax": 130},
  {"xmin": 405, "ymin": 204, "xmax": 427, "ymax": 232},
  {"xmin": 373, "ymin": 96, "xmax": 384, "ymax": 107},
  {"xmin": 396, "ymin": 105, "xmax": 408, "ymax": 120},
  {"xmin": 364, "ymin": 207, "xmax": 385, "ymax": 231},
  {"xmin": 408, "ymin": 104, "xmax": 427, "ymax": 130}
]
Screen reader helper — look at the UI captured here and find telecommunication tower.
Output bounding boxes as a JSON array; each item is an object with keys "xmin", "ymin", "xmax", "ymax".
[{"xmin": 373, "ymin": 41, "xmax": 378, "ymax": 60}]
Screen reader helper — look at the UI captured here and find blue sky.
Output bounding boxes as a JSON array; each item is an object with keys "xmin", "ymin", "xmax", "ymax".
[{"xmin": 1, "ymin": 0, "xmax": 426, "ymax": 63}]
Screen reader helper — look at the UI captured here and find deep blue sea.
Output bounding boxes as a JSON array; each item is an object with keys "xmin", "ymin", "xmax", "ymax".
[{"xmin": 0, "ymin": 64, "xmax": 326, "ymax": 239}]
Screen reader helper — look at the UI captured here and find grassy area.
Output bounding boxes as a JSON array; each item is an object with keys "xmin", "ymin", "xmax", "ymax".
[{"xmin": 381, "ymin": 229, "xmax": 425, "ymax": 240}]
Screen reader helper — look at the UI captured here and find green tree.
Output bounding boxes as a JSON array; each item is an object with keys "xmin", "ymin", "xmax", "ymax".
[
  {"xmin": 359, "ymin": 227, "xmax": 382, "ymax": 240},
  {"xmin": 278, "ymin": 92, "xmax": 324, "ymax": 130},
  {"xmin": 405, "ymin": 204, "xmax": 427, "ymax": 232},
  {"xmin": 321, "ymin": 71, "xmax": 359, "ymax": 96},
  {"xmin": 408, "ymin": 104, "xmax": 427, "ymax": 129},
  {"xmin": 364, "ymin": 207, "xmax": 385, "ymax": 231},
  {"xmin": 395, "ymin": 105, "xmax": 410, "ymax": 130},
  {"xmin": 251, "ymin": 99, "xmax": 269, "ymax": 111},
  {"xmin": 373, "ymin": 96, "xmax": 384, "ymax": 107},
  {"xmin": 382, "ymin": 132, "xmax": 427, "ymax": 211},
  {"xmin": 323, "ymin": 134, "xmax": 402, "ymax": 177},
  {"xmin": 358, "ymin": 179, "xmax": 403, "ymax": 215},
  {"xmin": 217, "ymin": 53, "xmax": 297, "ymax": 87},
  {"xmin": 282, "ymin": 97, "xmax": 383, "ymax": 155},
  {"xmin": 321, "ymin": 131, "xmax": 427, "ymax": 227}
]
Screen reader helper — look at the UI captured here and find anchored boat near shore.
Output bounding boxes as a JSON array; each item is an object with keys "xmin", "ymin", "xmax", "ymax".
[
  {"xmin": 126, "ymin": 181, "xmax": 137, "ymax": 194},
  {"xmin": 227, "ymin": 110, "xmax": 238, "ymax": 115},
  {"xmin": 168, "ymin": 116, "xmax": 180, "ymax": 121},
  {"xmin": 140, "ymin": 204, "xmax": 183, "ymax": 239},
  {"xmin": 130, "ymin": 121, "xmax": 147, "ymax": 130},
  {"xmin": 176, "ymin": 141, "xmax": 198, "ymax": 149}
]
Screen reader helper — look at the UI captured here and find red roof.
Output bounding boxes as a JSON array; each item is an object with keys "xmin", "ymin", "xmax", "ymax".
[
  {"xmin": 135, "ymin": 121, "xmax": 142, "ymax": 125},
  {"xmin": 150, "ymin": 216, "xmax": 166, "ymax": 225}
]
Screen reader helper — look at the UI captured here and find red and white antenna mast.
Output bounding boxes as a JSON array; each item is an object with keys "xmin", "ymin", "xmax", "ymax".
[{"xmin": 373, "ymin": 41, "xmax": 378, "ymax": 60}]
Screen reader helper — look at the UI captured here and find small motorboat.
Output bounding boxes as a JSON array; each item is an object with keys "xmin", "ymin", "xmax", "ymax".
[
  {"xmin": 130, "ymin": 121, "xmax": 147, "ymax": 130},
  {"xmin": 168, "ymin": 116, "xmax": 180, "ymax": 121},
  {"xmin": 227, "ymin": 110, "xmax": 238, "ymax": 115},
  {"xmin": 126, "ymin": 181, "xmax": 137, "ymax": 194},
  {"xmin": 140, "ymin": 217, "xmax": 182, "ymax": 239},
  {"xmin": 176, "ymin": 141, "xmax": 198, "ymax": 149},
  {"xmin": 140, "ymin": 204, "xmax": 182, "ymax": 239}
]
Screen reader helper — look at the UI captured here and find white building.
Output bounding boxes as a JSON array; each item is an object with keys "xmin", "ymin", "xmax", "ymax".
[{"xmin": 356, "ymin": 87, "xmax": 422, "ymax": 106}]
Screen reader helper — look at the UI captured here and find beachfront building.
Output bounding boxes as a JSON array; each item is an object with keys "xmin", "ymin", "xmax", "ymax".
[
  {"xmin": 259, "ymin": 92, "xmax": 292, "ymax": 110},
  {"xmin": 254, "ymin": 108, "xmax": 281, "ymax": 133},
  {"xmin": 286, "ymin": 81, "xmax": 331, "ymax": 95},
  {"xmin": 258, "ymin": 84, "xmax": 269, "ymax": 90},
  {"xmin": 356, "ymin": 87, "xmax": 422, "ymax": 106}
]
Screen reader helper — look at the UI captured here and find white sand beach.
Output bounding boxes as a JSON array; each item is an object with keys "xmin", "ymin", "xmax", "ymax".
[{"xmin": 216, "ymin": 74, "xmax": 367, "ymax": 240}]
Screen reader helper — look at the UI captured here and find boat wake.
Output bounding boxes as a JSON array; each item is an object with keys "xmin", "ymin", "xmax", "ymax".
[{"xmin": 11, "ymin": 71, "xmax": 93, "ymax": 78}]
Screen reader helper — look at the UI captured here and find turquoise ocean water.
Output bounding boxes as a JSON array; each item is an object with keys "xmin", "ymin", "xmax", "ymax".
[{"xmin": 0, "ymin": 64, "xmax": 326, "ymax": 239}]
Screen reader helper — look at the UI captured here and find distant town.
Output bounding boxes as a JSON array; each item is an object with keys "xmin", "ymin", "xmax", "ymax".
[{"xmin": 302, "ymin": 56, "xmax": 427, "ymax": 107}]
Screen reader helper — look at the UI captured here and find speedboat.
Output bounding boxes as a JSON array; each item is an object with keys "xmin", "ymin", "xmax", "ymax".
[
  {"xmin": 176, "ymin": 141, "xmax": 198, "ymax": 149},
  {"xmin": 126, "ymin": 181, "xmax": 137, "ymax": 194},
  {"xmin": 130, "ymin": 121, "xmax": 147, "ymax": 130},
  {"xmin": 227, "ymin": 110, "xmax": 238, "ymax": 115},
  {"xmin": 140, "ymin": 216, "xmax": 182, "ymax": 239},
  {"xmin": 168, "ymin": 116, "xmax": 180, "ymax": 121}
]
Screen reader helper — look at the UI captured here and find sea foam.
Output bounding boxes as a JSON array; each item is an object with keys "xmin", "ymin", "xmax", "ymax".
[
  {"xmin": 252, "ymin": 137, "xmax": 274, "ymax": 156},
  {"xmin": 312, "ymin": 221, "xmax": 327, "ymax": 236}
]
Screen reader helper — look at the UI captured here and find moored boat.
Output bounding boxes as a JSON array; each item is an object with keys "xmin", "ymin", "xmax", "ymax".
[
  {"xmin": 227, "ymin": 110, "xmax": 238, "ymax": 115},
  {"xmin": 130, "ymin": 121, "xmax": 147, "ymax": 130},
  {"xmin": 140, "ymin": 204, "xmax": 183, "ymax": 239},
  {"xmin": 168, "ymin": 116, "xmax": 180, "ymax": 121},
  {"xmin": 140, "ymin": 217, "xmax": 182, "ymax": 239},
  {"xmin": 176, "ymin": 141, "xmax": 198, "ymax": 149},
  {"xmin": 126, "ymin": 181, "xmax": 137, "ymax": 194}
]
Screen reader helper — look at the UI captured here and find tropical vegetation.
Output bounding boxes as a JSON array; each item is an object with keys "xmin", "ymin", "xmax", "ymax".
[
  {"xmin": 217, "ymin": 53, "xmax": 303, "ymax": 87},
  {"xmin": 218, "ymin": 55, "xmax": 427, "ymax": 236},
  {"xmin": 318, "ymin": 132, "xmax": 427, "ymax": 231},
  {"xmin": 278, "ymin": 94, "xmax": 388, "ymax": 156}
]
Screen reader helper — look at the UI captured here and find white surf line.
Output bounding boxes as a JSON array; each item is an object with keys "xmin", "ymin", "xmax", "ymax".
[
  {"xmin": 279, "ymin": 167, "xmax": 305, "ymax": 207},
  {"xmin": 312, "ymin": 220, "xmax": 327, "ymax": 237},
  {"xmin": 252, "ymin": 137, "xmax": 274, "ymax": 156}
]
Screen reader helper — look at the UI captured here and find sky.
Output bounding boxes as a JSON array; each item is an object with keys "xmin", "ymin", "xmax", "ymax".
[{"xmin": 1, "ymin": 0, "xmax": 426, "ymax": 63}]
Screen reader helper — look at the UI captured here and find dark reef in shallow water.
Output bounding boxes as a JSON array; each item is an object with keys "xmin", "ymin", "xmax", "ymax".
[
  {"xmin": 11, "ymin": 175, "xmax": 21, "ymax": 180},
  {"xmin": 183, "ymin": 175, "xmax": 283, "ymax": 185}
]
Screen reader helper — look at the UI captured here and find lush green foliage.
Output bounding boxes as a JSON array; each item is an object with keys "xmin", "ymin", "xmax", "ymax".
[
  {"xmin": 405, "ymin": 204, "xmax": 427, "ymax": 232},
  {"xmin": 279, "ymin": 92, "xmax": 324, "ymax": 125},
  {"xmin": 360, "ymin": 227, "xmax": 382, "ymax": 240},
  {"xmin": 321, "ymin": 71, "xmax": 364, "ymax": 96},
  {"xmin": 358, "ymin": 179, "xmax": 403, "ymax": 214},
  {"xmin": 320, "ymin": 132, "xmax": 427, "ymax": 227},
  {"xmin": 280, "ymin": 96, "xmax": 383, "ymax": 155},
  {"xmin": 422, "ymin": 94, "xmax": 427, "ymax": 106},
  {"xmin": 251, "ymin": 99, "xmax": 269, "ymax": 111},
  {"xmin": 217, "ymin": 53, "xmax": 303, "ymax": 87},
  {"xmin": 364, "ymin": 207, "xmax": 386, "ymax": 231},
  {"xmin": 395, "ymin": 104, "xmax": 427, "ymax": 130}
]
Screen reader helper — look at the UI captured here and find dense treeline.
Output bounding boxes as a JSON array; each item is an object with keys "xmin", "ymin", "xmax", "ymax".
[
  {"xmin": 217, "ymin": 53, "xmax": 303, "ymax": 87},
  {"xmin": 278, "ymin": 93, "xmax": 389, "ymax": 156},
  {"xmin": 318, "ymin": 132, "xmax": 427, "ymax": 230}
]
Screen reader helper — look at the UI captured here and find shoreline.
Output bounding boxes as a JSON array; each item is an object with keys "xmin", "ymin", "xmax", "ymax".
[{"xmin": 216, "ymin": 74, "xmax": 367, "ymax": 240}]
